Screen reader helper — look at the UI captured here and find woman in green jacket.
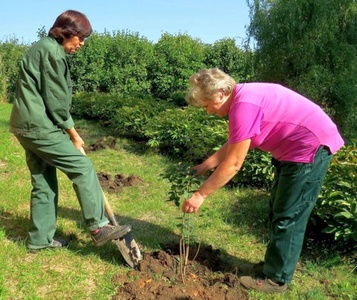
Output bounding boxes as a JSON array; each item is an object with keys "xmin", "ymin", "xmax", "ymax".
[{"xmin": 9, "ymin": 10, "xmax": 131, "ymax": 252}]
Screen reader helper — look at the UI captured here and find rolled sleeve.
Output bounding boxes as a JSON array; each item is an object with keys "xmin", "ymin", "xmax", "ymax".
[{"xmin": 59, "ymin": 116, "xmax": 75, "ymax": 130}]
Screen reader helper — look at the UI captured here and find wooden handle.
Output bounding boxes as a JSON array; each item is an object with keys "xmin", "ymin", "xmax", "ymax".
[
  {"xmin": 102, "ymin": 190, "xmax": 119, "ymax": 226},
  {"xmin": 81, "ymin": 147, "xmax": 119, "ymax": 226}
]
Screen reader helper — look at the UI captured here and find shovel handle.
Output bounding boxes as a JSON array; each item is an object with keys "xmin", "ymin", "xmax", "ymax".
[
  {"xmin": 80, "ymin": 147, "xmax": 119, "ymax": 226},
  {"xmin": 102, "ymin": 190, "xmax": 119, "ymax": 226}
]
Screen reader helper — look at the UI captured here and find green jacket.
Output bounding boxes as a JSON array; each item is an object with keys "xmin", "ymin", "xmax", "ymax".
[{"xmin": 9, "ymin": 36, "xmax": 74, "ymax": 139}]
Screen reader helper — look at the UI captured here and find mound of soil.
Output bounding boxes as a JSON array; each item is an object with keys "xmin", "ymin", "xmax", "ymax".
[
  {"xmin": 86, "ymin": 136, "xmax": 117, "ymax": 152},
  {"xmin": 97, "ymin": 172, "xmax": 143, "ymax": 193},
  {"xmin": 112, "ymin": 244, "xmax": 248, "ymax": 300},
  {"xmin": 86, "ymin": 137, "xmax": 143, "ymax": 193}
]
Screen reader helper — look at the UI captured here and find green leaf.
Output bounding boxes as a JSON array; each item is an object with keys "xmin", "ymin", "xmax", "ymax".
[{"xmin": 334, "ymin": 211, "xmax": 353, "ymax": 219}]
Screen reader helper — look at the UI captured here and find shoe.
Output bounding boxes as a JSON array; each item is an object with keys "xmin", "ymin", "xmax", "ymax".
[
  {"xmin": 238, "ymin": 261, "xmax": 264, "ymax": 276},
  {"xmin": 240, "ymin": 276, "xmax": 288, "ymax": 293},
  {"xmin": 91, "ymin": 224, "xmax": 132, "ymax": 246},
  {"xmin": 28, "ymin": 238, "xmax": 68, "ymax": 254}
]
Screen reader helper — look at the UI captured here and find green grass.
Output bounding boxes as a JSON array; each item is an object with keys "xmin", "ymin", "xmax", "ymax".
[{"xmin": 0, "ymin": 103, "xmax": 356, "ymax": 299}]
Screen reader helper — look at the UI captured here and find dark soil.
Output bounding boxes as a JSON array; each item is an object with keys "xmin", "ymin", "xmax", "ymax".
[
  {"xmin": 86, "ymin": 136, "xmax": 117, "ymax": 152},
  {"xmin": 97, "ymin": 171, "xmax": 143, "ymax": 193},
  {"xmin": 88, "ymin": 137, "xmax": 143, "ymax": 193},
  {"xmin": 112, "ymin": 244, "xmax": 248, "ymax": 300}
]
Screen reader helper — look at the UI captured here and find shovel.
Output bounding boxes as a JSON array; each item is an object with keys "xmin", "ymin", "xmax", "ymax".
[
  {"xmin": 102, "ymin": 190, "xmax": 142, "ymax": 268},
  {"xmin": 81, "ymin": 147, "xmax": 142, "ymax": 268}
]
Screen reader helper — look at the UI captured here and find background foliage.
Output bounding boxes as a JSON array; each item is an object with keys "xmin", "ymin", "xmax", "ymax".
[
  {"xmin": 0, "ymin": 0, "xmax": 356, "ymax": 244},
  {"xmin": 68, "ymin": 30, "xmax": 155, "ymax": 95},
  {"xmin": 247, "ymin": 0, "xmax": 357, "ymax": 139},
  {"xmin": 0, "ymin": 37, "xmax": 29, "ymax": 103},
  {"xmin": 316, "ymin": 142, "xmax": 357, "ymax": 242}
]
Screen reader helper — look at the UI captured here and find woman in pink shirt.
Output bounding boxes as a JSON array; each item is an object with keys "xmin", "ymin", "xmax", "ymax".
[{"xmin": 182, "ymin": 68, "xmax": 344, "ymax": 293}]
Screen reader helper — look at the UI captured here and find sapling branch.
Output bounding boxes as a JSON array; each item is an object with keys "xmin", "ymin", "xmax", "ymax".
[
  {"xmin": 179, "ymin": 212, "xmax": 201, "ymax": 282},
  {"xmin": 160, "ymin": 162, "xmax": 203, "ymax": 281}
]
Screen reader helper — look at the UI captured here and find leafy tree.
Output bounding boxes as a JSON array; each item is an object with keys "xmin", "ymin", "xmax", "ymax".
[
  {"xmin": 204, "ymin": 38, "xmax": 255, "ymax": 82},
  {"xmin": 247, "ymin": 0, "xmax": 357, "ymax": 139},
  {"xmin": 148, "ymin": 33, "xmax": 206, "ymax": 99}
]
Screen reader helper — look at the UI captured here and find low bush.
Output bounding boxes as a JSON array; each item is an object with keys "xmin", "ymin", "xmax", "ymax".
[
  {"xmin": 145, "ymin": 107, "xmax": 227, "ymax": 160},
  {"xmin": 71, "ymin": 92, "xmax": 121, "ymax": 120},
  {"xmin": 314, "ymin": 142, "xmax": 357, "ymax": 243},
  {"xmin": 111, "ymin": 97, "xmax": 173, "ymax": 140},
  {"xmin": 235, "ymin": 149, "xmax": 274, "ymax": 189}
]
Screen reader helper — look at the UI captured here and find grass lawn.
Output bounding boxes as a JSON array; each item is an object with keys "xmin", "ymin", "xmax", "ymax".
[{"xmin": 0, "ymin": 103, "xmax": 356, "ymax": 299}]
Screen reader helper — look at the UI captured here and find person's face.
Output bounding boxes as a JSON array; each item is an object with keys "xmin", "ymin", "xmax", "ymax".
[
  {"xmin": 62, "ymin": 36, "xmax": 86, "ymax": 53},
  {"xmin": 202, "ymin": 91, "xmax": 229, "ymax": 117}
]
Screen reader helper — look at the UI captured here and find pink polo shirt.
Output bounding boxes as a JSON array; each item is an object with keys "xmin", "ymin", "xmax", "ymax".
[{"xmin": 228, "ymin": 83, "xmax": 344, "ymax": 163}]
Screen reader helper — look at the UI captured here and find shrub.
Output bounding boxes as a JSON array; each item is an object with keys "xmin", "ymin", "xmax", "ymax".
[
  {"xmin": 313, "ymin": 142, "xmax": 357, "ymax": 243},
  {"xmin": 68, "ymin": 31, "xmax": 154, "ymax": 95},
  {"xmin": 148, "ymin": 33, "xmax": 206, "ymax": 100},
  {"xmin": 204, "ymin": 38, "xmax": 255, "ymax": 82},
  {"xmin": 0, "ymin": 39, "xmax": 28, "ymax": 103},
  {"xmin": 72, "ymin": 92, "xmax": 172, "ymax": 140},
  {"xmin": 71, "ymin": 92, "xmax": 123, "ymax": 121},
  {"xmin": 144, "ymin": 106, "xmax": 227, "ymax": 161},
  {"xmin": 234, "ymin": 149, "xmax": 274, "ymax": 189},
  {"xmin": 110, "ymin": 97, "xmax": 173, "ymax": 140}
]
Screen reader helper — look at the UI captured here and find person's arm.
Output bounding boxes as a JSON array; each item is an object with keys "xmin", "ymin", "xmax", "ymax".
[
  {"xmin": 182, "ymin": 139, "xmax": 251, "ymax": 213},
  {"xmin": 42, "ymin": 47, "xmax": 75, "ymax": 131},
  {"xmin": 193, "ymin": 142, "xmax": 229, "ymax": 175}
]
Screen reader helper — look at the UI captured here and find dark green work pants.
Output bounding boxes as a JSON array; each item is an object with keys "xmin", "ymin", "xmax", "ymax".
[
  {"xmin": 16, "ymin": 132, "xmax": 109, "ymax": 250},
  {"xmin": 263, "ymin": 146, "xmax": 332, "ymax": 284}
]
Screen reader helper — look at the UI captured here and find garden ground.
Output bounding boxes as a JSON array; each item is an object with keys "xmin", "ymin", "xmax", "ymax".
[{"xmin": 91, "ymin": 137, "xmax": 248, "ymax": 300}]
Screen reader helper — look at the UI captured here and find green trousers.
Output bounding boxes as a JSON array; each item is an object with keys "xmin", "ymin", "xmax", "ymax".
[
  {"xmin": 16, "ymin": 132, "xmax": 109, "ymax": 250},
  {"xmin": 264, "ymin": 146, "xmax": 332, "ymax": 284}
]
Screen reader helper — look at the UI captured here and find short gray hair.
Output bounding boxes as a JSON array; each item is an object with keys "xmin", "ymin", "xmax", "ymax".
[{"xmin": 185, "ymin": 68, "xmax": 236, "ymax": 107}]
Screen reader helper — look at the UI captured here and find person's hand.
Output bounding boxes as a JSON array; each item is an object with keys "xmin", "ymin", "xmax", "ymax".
[
  {"xmin": 192, "ymin": 163, "xmax": 210, "ymax": 176},
  {"xmin": 71, "ymin": 135, "xmax": 85, "ymax": 152},
  {"xmin": 66, "ymin": 127, "xmax": 85, "ymax": 152},
  {"xmin": 182, "ymin": 192, "xmax": 205, "ymax": 213}
]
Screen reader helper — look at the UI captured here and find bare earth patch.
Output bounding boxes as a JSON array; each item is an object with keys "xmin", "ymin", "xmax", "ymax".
[
  {"xmin": 112, "ymin": 244, "xmax": 248, "ymax": 300},
  {"xmin": 86, "ymin": 136, "xmax": 117, "ymax": 152},
  {"xmin": 97, "ymin": 171, "xmax": 143, "ymax": 193},
  {"xmin": 88, "ymin": 137, "xmax": 144, "ymax": 193}
]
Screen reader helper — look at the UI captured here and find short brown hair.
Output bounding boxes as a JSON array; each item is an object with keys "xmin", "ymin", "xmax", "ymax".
[{"xmin": 49, "ymin": 10, "xmax": 92, "ymax": 44}]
